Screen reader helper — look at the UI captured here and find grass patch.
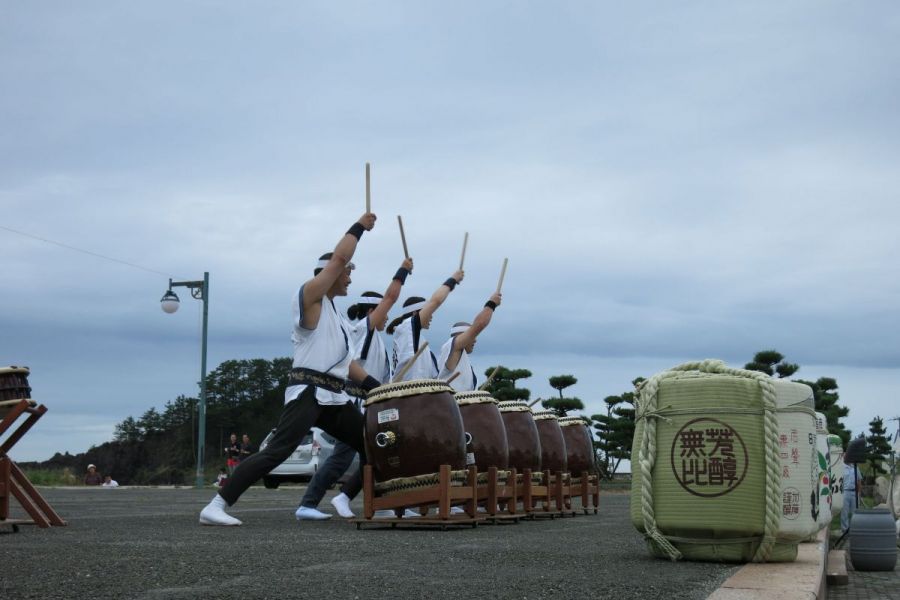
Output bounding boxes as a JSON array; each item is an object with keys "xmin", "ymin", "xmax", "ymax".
[{"xmin": 20, "ymin": 467, "xmax": 80, "ymax": 486}]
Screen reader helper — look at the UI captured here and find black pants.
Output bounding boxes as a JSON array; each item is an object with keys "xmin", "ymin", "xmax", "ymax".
[{"xmin": 219, "ymin": 386, "xmax": 365, "ymax": 506}]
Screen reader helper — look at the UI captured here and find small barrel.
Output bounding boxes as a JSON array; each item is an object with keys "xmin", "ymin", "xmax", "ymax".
[
  {"xmin": 364, "ymin": 379, "xmax": 466, "ymax": 482},
  {"xmin": 559, "ymin": 416, "xmax": 596, "ymax": 476},
  {"xmin": 498, "ymin": 401, "xmax": 541, "ymax": 473},
  {"xmin": 456, "ymin": 390, "xmax": 509, "ymax": 471},
  {"xmin": 533, "ymin": 410, "xmax": 567, "ymax": 473},
  {"xmin": 849, "ymin": 508, "xmax": 898, "ymax": 571}
]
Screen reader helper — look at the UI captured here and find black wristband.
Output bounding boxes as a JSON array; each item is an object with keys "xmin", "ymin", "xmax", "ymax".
[
  {"xmin": 443, "ymin": 277, "xmax": 458, "ymax": 290},
  {"xmin": 347, "ymin": 222, "xmax": 365, "ymax": 240},
  {"xmin": 485, "ymin": 300, "xmax": 498, "ymax": 310},
  {"xmin": 361, "ymin": 375, "xmax": 381, "ymax": 392},
  {"xmin": 393, "ymin": 267, "xmax": 410, "ymax": 284}
]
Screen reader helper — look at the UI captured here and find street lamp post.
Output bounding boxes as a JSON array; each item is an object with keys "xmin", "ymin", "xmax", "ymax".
[{"xmin": 161, "ymin": 272, "xmax": 209, "ymax": 489}]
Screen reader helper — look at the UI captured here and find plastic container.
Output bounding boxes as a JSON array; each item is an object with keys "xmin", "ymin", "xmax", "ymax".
[{"xmin": 849, "ymin": 508, "xmax": 898, "ymax": 571}]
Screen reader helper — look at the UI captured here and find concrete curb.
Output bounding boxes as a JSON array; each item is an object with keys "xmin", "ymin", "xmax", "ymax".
[{"xmin": 707, "ymin": 529, "xmax": 828, "ymax": 600}]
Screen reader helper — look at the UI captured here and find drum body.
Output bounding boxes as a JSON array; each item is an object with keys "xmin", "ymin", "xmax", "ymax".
[
  {"xmin": 456, "ymin": 391, "xmax": 508, "ymax": 471},
  {"xmin": 533, "ymin": 410, "xmax": 567, "ymax": 473},
  {"xmin": 559, "ymin": 416, "xmax": 595, "ymax": 475},
  {"xmin": 498, "ymin": 401, "xmax": 541, "ymax": 472},
  {"xmin": 0, "ymin": 366, "xmax": 31, "ymax": 402},
  {"xmin": 364, "ymin": 379, "xmax": 466, "ymax": 482}
]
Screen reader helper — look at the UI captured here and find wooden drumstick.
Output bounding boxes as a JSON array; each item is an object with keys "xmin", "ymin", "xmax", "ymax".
[
  {"xmin": 365, "ymin": 162, "xmax": 371, "ymax": 213},
  {"xmin": 459, "ymin": 232, "xmax": 469, "ymax": 271},
  {"xmin": 397, "ymin": 215, "xmax": 410, "ymax": 259},
  {"xmin": 495, "ymin": 258, "xmax": 508, "ymax": 294},
  {"xmin": 478, "ymin": 366, "xmax": 501, "ymax": 390},
  {"xmin": 528, "ymin": 398, "xmax": 542, "ymax": 408},
  {"xmin": 393, "ymin": 341, "xmax": 428, "ymax": 382},
  {"xmin": 446, "ymin": 371, "xmax": 461, "ymax": 384}
]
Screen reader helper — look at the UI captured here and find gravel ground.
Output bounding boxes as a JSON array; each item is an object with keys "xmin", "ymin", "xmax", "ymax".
[{"xmin": 0, "ymin": 487, "xmax": 738, "ymax": 600}]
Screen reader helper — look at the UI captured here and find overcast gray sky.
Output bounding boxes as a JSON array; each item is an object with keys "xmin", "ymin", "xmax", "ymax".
[{"xmin": 2, "ymin": 2, "xmax": 899, "ymax": 462}]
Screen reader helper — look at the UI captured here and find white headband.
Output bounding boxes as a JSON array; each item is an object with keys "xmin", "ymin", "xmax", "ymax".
[
  {"xmin": 403, "ymin": 301, "xmax": 426, "ymax": 313},
  {"xmin": 316, "ymin": 259, "xmax": 355, "ymax": 271},
  {"xmin": 450, "ymin": 325, "xmax": 470, "ymax": 335},
  {"xmin": 357, "ymin": 296, "xmax": 380, "ymax": 306}
]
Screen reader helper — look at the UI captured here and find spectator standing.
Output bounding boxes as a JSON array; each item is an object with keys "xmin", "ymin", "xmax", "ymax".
[
  {"xmin": 239, "ymin": 434, "xmax": 257, "ymax": 461},
  {"xmin": 84, "ymin": 464, "xmax": 102, "ymax": 486},
  {"xmin": 224, "ymin": 433, "xmax": 241, "ymax": 475}
]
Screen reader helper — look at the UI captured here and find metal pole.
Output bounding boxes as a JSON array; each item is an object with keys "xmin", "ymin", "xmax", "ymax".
[{"xmin": 196, "ymin": 272, "xmax": 209, "ymax": 488}]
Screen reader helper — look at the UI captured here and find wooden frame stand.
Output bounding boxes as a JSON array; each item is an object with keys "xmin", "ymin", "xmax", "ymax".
[
  {"xmin": 355, "ymin": 464, "xmax": 481, "ymax": 529},
  {"xmin": 562, "ymin": 471, "xmax": 600, "ymax": 515},
  {"xmin": 0, "ymin": 399, "xmax": 67, "ymax": 529}
]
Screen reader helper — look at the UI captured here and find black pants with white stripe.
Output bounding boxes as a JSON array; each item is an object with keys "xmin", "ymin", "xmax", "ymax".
[{"xmin": 219, "ymin": 386, "xmax": 365, "ymax": 506}]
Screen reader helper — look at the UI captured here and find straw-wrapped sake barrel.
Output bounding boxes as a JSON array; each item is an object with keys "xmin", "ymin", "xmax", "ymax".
[
  {"xmin": 812, "ymin": 412, "xmax": 832, "ymax": 531},
  {"xmin": 630, "ymin": 360, "xmax": 818, "ymax": 563},
  {"xmin": 826, "ymin": 434, "xmax": 844, "ymax": 515}
]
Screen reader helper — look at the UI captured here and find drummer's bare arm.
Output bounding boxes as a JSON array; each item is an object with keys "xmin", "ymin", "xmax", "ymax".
[
  {"xmin": 454, "ymin": 292, "xmax": 502, "ymax": 350},
  {"xmin": 348, "ymin": 360, "xmax": 369, "ymax": 383},
  {"xmin": 302, "ymin": 212, "xmax": 376, "ymax": 327},
  {"xmin": 370, "ymin": 257, "xmax": 413, "ymax": 331},
  {"xmin": 419, "ymin": 269, "xmax": 464, "ymax": 325}
]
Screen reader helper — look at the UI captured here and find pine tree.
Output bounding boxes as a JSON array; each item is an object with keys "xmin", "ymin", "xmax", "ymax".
[
  {"xmin": 482, "ymin": 366, "xmax": 532, "ymax": 403},
  {"xmin": 744, "ymin": 349, "xmax": 799, "ymax": 378},
  {"xmin": 866, "ymin": 416, "xmax": 892, "ymax": 478},
  {"xmin": 543, "ymin": 374, "xmax": 584, "ymax": 416}
]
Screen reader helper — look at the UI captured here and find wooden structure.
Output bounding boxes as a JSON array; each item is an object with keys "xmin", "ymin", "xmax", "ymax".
[
  {"xmin": 356, "ymin": 464, "xmax": 481, "ymax": 529},
  {"xmin": 0, "ymin": 397, "xmax": 67, "ymax": 529}
]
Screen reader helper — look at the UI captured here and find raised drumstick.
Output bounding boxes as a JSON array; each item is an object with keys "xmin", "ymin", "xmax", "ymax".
[
  {"xmin": 397, "ymin": 215, "xmax": 409, "ymax": 259},
  {"xmin": 459, "ymin": 232, "xmax": 469, "ymax": 271},
  {"xmin": 446, "ymin": 371, "xmax": 461, "ymax": 384},
  {"xmin": 478, "ymin": 366, "xmax": 501, "ymax": 391},
  {"xmin": 393, "ymin": 341, "xmax": 428, "ymax": 382},
  {"xmin": 365, "ymin": 163, "xmax": 371, "ymax": 213},
  {"xmin": 495, "ymin": 258, "xmax": 508, "ymax": 294}
]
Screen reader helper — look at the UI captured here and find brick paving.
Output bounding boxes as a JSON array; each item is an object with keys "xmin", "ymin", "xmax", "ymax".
[{"xmin": 828, "ymin": 547, "xmax": 899, "ymax": 600}]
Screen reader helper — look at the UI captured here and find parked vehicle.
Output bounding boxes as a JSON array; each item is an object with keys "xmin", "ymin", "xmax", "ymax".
[{"xmin": 260, "ymin": 427, "xmax": 358, "ymax": 489}]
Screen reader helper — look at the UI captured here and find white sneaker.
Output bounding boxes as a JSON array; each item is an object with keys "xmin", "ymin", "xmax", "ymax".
[
  {"xmin": 402, "ymin": 508, "xmax": 421, "ymax": 518},
  {"xmin": 295, "ymin": 506, "xmax": 332, "ymax": 521},
  {"xmin": 373, "ymin": 509, "xmax": 397, "ymax": 518},
  {"xmin": 330, "ymin": 493, "xmax": 355, "ymax": 518},
  {"xmin": 450, "ymin": 506, "xmax": 466, "ymax": 515},
  {"xmin": 199, "ymin": 499, "xmax": 242, "ymax": 526}
]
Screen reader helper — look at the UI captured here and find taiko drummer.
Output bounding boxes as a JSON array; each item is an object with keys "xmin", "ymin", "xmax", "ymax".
[
  {"xmin": 200, "ymin": 212, "xmax": 383, "ymax": 526},
  {"xmin": 387, "ymin": 269, "xmax": 464, "ymax": 381},
  {"xmin": 437, "ymin": 291, "xmax": 502, "ymax": 391}
]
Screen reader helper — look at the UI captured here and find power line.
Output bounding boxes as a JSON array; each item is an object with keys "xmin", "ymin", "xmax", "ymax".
[{"xmin": 0, "ymin": 224, "xmax": 176, "ymax": 279}]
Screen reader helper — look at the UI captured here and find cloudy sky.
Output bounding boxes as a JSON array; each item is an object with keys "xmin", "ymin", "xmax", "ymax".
[{"xmin": 2, "ymin": 2, "xmax": 899, "ymax": 462}]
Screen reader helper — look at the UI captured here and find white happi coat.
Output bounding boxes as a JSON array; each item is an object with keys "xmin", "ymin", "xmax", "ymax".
[
  {"xmin": 392, "ymin": 314, "xmax": 439, "ymax": 381},
  {"xmin": 348, "ymin": 315, "xmax": 392, "ymax": 384},
  {"xmin": 438, "ymin": 336, "xmax": 477, "ymax": 392},
  {"xmin": 284, "ymin": 286, "xmax": 352, "ymax": 406}
]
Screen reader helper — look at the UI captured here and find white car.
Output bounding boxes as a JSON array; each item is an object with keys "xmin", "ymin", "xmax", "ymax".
[{"xmin": 260, "ymin": 427, "xmax": 358, "ymax": 489}]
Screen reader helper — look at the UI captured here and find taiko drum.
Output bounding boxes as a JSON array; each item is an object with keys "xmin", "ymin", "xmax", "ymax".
[
  {"xmin": 497, "ymin": 401, "xmax": 542, "ymax": 473},
  {"xmin": 559, "ymin": 416, "xmax": 596, "ymax": 475},
  {"xmin": 533, "ymin": 410, "xmax": 567, "ymax": 473},
  {"xmin": 0, "ymin": 366, "xmax": 31, "ymax": 402},
  {"xmin": 455, "ymin": 390, "xmax": 508, "ymax": 471},
  {"xmin": 364, "ymin": 379, "xmax": 466, "ymax": 482}
]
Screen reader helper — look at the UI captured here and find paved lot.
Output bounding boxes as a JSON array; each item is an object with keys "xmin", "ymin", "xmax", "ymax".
[{"xmin": 1, "ymin": 487, "xmax": 738, "ymax": 600}]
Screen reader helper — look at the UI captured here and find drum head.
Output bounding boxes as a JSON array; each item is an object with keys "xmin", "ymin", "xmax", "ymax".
[
  {"xmin": 365, "ymin": 379, "xmax": 454, "ymax": 407},
  {"xmin": 455, "ymin": 390, "xmax": 497, "ymax": 406}
]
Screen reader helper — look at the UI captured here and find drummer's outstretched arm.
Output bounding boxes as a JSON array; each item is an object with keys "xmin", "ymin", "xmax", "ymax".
[
  {"xmin": 370, "ymin": 257, "xmax": 413, "ymax": 331},
  {"xmin": 419, "ymin": 269, "xmax": 464, "ymax": 325},
  {"xmin": 303, "ymin": 212, "xmax": 376, "ymax": 308},
  {"xmin": 454, "ymin": 292, "xmax": 502, "ymax": 349}
]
